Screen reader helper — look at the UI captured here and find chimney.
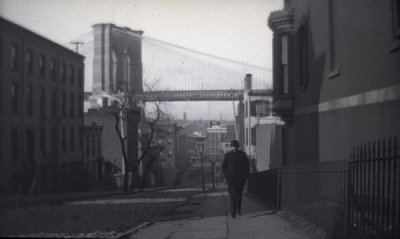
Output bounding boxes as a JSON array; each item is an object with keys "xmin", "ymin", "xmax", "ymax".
[
  {"xmin": 244, "ymin": 74, "xmax": 252, "ymax": 90},
  {"xmin": 102, "ymin": 97, "xmax": 108, "ymax": 108}
]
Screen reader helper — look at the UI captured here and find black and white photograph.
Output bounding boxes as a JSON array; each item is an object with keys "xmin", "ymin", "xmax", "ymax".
[{"xmin": 0, "ymin": 0, "xmax": 399, "ymax": 238}]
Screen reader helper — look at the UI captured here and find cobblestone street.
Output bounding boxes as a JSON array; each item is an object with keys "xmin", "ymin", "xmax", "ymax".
[{"xmin": 0, "ymin": 188, "xmax": 205, "ymax": 238}]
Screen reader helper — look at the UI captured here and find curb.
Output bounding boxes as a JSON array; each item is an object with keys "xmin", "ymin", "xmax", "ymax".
[{"xmin": 114, "ymin": 221, "xmax": 153, "ymax": 239}]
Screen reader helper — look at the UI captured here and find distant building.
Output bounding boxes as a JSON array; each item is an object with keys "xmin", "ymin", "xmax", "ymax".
[
  {"xmin": 0, "ymin": 17, "xmax": 85, "ymax": 193},
  {"xmin": 83, "ymin": 122, "xmax": 104, "ymax": 182},
  {"xmin": 139, "ymin": 122, "xmax": 179, "ymax": 187},
  {"xmin": 242, "ymin": 74, "xmax": 273, "ymax": 159},
  {"xmin": 84, "ymin": 107, "xmax": 140, "ymax": 187},
  {"xmin": 205, "ymin": 122, "xmax": 227, "ymax": 163}
]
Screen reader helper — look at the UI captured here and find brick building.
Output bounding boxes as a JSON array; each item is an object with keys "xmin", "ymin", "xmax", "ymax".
[
  {"xmin": 266, "ymin": 0, "xmax": 400, "ymax": 234},
  {"xmin": 0, "ymin": 17, "xmax": 85, "ymax": 193},
  {"xmin": 138, "ymin": 122, "xmax": 179, "ymax": 187},
  {"xmin": 83, "ymin": 122, "xmax": 104, "ymax": 182}
]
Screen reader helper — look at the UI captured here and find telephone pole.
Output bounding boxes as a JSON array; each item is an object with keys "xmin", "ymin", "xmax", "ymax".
[{"xmin": 70, "ymin": 41, "xmax": 84, "ymax": 53}]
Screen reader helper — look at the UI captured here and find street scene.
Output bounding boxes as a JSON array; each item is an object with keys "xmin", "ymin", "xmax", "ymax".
[{"xmin": 0, "ymin": 0, "xmax": 400, "ymax": 238}]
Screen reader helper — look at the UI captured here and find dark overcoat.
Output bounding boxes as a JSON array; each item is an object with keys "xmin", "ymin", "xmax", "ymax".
[{"xmin": 222, "ymin": 150, "xmax": 249, "ymax": 187}]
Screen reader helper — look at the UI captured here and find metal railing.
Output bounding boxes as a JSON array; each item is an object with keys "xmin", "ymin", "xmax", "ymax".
[{"xmin": 348, "ymin": 137, "xmax": 399, "ymax": 238}]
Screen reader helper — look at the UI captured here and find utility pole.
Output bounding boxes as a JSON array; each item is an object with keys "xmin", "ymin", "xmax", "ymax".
[
  {"xmin": 211, "ymin": 160, "xmax": 215, "ymax": 189},
  {"xmin": 200, "ymin": 152, "xmax": 205, "ymax": 193},
  {"xmin": 70, "ymin": 41, "xmax": 84, "ymax": 53}
]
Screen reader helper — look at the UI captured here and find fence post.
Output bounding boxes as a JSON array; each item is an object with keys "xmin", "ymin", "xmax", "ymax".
[{"xmin": 276, "ymin": 167, "xmax": 281, "ymax": 210}]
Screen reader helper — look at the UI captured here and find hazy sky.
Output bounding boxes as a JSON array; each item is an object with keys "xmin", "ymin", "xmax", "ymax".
[{"xmin": 0, "ymin": 0, "xmax": 282, "ymax": 121}]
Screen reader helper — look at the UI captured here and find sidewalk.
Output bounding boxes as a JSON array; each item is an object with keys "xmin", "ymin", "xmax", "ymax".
[{"xmin": 126, "ymin": 187, "xmax": 317, "ymax": 239}]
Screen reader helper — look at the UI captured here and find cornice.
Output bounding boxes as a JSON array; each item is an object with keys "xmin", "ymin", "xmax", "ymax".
[{"xmin": 268, "ymin": 8, "xmax": 294, "ymax": 33}]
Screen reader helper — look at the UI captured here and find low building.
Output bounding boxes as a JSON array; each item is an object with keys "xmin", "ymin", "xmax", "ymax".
[
  {"xmin": 204, "ymin": 122, "xmax": 227, "ymax": 164},
  {"xmin": 83, "ymin": 122, "xmax": 104, "ymax": 182},
  {"xmin": 138, "ymin": 122, "xmax": 179, "ymax": 187},
  {"xmin": 0, "ymin": 17, "xmax": 85, "ymax": 193}
]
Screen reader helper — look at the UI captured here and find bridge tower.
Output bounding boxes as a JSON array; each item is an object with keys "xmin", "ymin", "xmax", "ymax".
[{"xmin": 92, "ymin": 23, "xmax": 144, "ymax": 97}]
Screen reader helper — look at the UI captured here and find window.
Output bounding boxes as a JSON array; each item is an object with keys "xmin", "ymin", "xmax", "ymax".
[
  {"xmin": 97, "ymin": 136, "xmax": 101, "ymax": 154},
  {"xmin": 51, "ymin": 90, "xmax": 57, "ymax": 118},
  {"xmin": 0, "ymin": 37, "xmax": 2, "ymax": 68},
  {"xmin": 0, "ymin": 80, "xmax": 2, "ymax": 115},
  {"xmin": 61, "ymin": 127, "xmax": 66, "ymax": 153},
  {"xmin": 50, "ymin": 59, "xmax": 56, "ymax": 81},
  {"xmin": 250, "ymin": 101, "xmax": 257, "ymax": 117},
  {"xmin": 281, "ymin": 35, "xmax": 289, "ymax": 94},
  {"xmin": 12, "ymin": 129, "xmax": 19, "ymax": 162},
  {"xmin": 297, "ymin": 23, "xmax": 308, "ymax": 89},
  {"xmin": 61, "ymin": 63, "xmax": 66, "ymax": 84},
  {"xmin": 40, "ymin": 128, "xmax": 46, "ymax": 155},
  {"xmin": 394, "ymin": 0, "xmax": 400, "ymax": 37},
  {"xmin": 11, "ymin": 45, "xmax": 19, "ymax": 70},
  {"xmin": 61, "ymin": 91, "xmax": 66, "ymax": 118},
  {"xmin": 70, "ymin": 127, "xmax": 75, "ymax": 152},
  {"xmin": 92, "ymin": 135, "xmax": 95, "ymax": 156},
  {"xmin": 26, "ymin": 50, "xmax": 33, "ymax": 75},
  {"xmin": 26, "ymin": 86, "xmax": 33, "ymax": 117},
  {"xmin": 78, "ymin": 94, "xmax": 83, "ymax": 118},
  {"xmin": 245, "ymin": 128, "xmax": 248, "ymax": 146},
  {"xmin": 78, "ymin": 68, "xmax": 83, "ymax": 88},
  {"xmin": 51, "ymin": 127, "xmax": 56, "ymax": 154},
  {"xmin": 85, "ymin": 135, "xmax": 90, "ymax": 157},
  {"xmin": 10, "ymin": 83, "xmax": 19, "ymax": 116},
  {"xmin": 0, "ymin": 130, "xmax": 2, "ymax": 163},
  {"xmin": 251, "ymin": 127, "xmax": 256, "ymax": 146},
  {"xmin": 39, "ymin": 55, "xmax": 46, "ymax": 77},
  {"xmin": 79, "ymin": 127, "xmax": 83, "ymax": 149},
  {"xmin": 26, "ymin": 129, "xmax": 34, "ymax": 164},
  {"xmin": 70, "ymin": 65, "xmax": 74, "ymax": 85},
  {"xmin": 40, "ymin": 88, "xmax": 45, "ymax": 117},
  {"xmin": 70, "ymin": 93, "xmax": 74, "ymax": 118}
]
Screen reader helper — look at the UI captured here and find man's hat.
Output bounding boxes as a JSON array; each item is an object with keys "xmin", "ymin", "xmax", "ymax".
[{"xmin": 230, "ymin": 140, "xmax": 239, "ymax": 148}]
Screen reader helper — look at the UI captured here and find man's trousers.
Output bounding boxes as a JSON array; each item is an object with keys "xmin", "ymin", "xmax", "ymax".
[{"xmin": 227, "ymin": 179, "xmax": 246, "ymax": 216}]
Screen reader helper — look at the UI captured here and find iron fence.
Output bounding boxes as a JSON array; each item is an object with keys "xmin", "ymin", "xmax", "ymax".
[
  {"xmin": 280, "ymin": 160, "xmax": 348, "ymax": 238},
  {"xmin": 348, "ymin": 137, "xmax": 399, "ymax": 238},
  {"xmin": 257, "ymin": 137, "xmax": 400, "ymax": 238},
  {"xmin": 247, "ymin": 169, "xmax": 279, "ymax": 208}
]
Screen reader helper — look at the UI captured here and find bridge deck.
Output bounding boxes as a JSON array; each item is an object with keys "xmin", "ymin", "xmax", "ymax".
[{"xmin": 133, "ymin": 89, "xmax": 272, "ymax": 102}]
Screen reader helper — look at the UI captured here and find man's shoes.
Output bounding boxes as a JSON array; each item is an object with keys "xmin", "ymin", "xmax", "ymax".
[
  {"xmin": 230, "ymin": 214, "xmax": 236, "ymax": 218},
  {"xmin": 238, "ymin": 211, "xmax": 242, "ymax": 216}
]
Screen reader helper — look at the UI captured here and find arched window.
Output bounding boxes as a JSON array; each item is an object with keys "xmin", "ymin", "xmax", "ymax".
[
  {"xmin": 111, "ymin": 49, "xmax": 117, "ymax": 92},
  {"xmin": 124, "ymin": 50, "xmax": 131, "ymax": 92}
]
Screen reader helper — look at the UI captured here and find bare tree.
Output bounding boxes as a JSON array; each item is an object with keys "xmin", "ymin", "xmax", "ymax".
[
  {"xmin": 101, "ymin": 79, "xmax": 172, "ymax": 193},
  {"xmin": 102, "ymin": 91, "xmax": 132, "ymax": 192},
  {"xmin": 134, "ymin": 101, "xmax": 171, "ymax": 191}
]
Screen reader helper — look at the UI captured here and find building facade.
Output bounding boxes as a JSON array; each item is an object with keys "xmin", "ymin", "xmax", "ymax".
[
  {"xmin": 204, "ymin": 122, "xmax": 227, "ymax": 164},
  {"xmin": 269, "ymin": 0, "xmax": 400, "ymax": 166},
  {"xmin": 267, "ymin": 0, "xmax": 400, "ymax": 234},
  {"xmin": 0, "ymin": 17, "xmax": 85, "ymax": 193},
  {"xmin": 83, "ymin": 122, "xmax": 104, "ymax": 183}
]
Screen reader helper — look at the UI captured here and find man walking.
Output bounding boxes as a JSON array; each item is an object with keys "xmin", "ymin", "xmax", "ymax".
[{"xmin": 222, "ymin": 140, "xmax": 249, "ymax": 218}]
